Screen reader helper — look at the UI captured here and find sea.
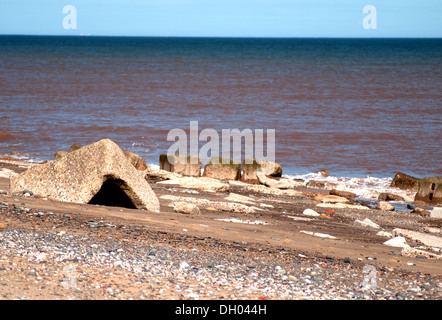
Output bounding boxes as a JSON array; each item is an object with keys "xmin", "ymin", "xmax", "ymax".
[{"xmin": 0, "ymin": 36, "xmax": 441, "ymax": 203}]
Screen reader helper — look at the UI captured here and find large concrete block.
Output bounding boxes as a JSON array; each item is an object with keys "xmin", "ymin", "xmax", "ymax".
[
  {"xmin": 159, "ymin": 154, "xmax": 201, "ymax": 177},
  {"xmin": 240, "ymin": 158, "xmax": 282, "ymax": 184},
  {"xmin": 202, "ymin": 157, "xmax": 241, "ymax": 181},
  {"xmin": 11, "ymin": 139, "xmax": 160, "ymax": 212},
  {"xmin": 414, "ymin": 177, "xmax": 442, "ymax": 205}
]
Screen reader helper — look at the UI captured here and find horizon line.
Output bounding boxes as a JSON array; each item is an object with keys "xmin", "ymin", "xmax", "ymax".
[{"xmin": 1, "ymin": 34, "xmax": 442, "ymax": 40}]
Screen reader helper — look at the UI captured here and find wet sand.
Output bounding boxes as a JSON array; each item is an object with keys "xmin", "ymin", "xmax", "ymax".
[{"xmin": 0, "ymin": 159, "xmax": 441, "ymax": 300}]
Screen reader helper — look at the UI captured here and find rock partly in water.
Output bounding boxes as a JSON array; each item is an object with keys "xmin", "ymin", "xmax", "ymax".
[
  {"xmin": 202, "ymin": 157, "xmax": 241, "ymax": 181},
  {"xmin": 159, "ymin": 154, "xmax": 201, "ymax": 177},
  {"xmin": 315, "ymin": 169, "xmax": 329, "ymax": 177},
  {"xmin": 390, "ymin": 172, "xmax": 420, "ymax": 192},
  {"xmin": 378, "ymin": 193, "xmax": 405, "ymax": 202},
  {"xmin": 11, "ymin": 139, "xmax": 160, "ymax": 212},
  {"xmin": 414, "ymin": 177, "xmax": 442, "ymax": 205}
]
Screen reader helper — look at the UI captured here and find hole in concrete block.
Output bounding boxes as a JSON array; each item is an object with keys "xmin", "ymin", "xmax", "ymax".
[{"xmin": 88, "ymin": 178, "xmax": 137, "ymax": 209}]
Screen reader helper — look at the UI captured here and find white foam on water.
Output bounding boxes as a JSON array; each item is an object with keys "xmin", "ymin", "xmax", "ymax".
[{"xmin": 284, "ymin": 172, "xmax": 416, "ymax": 203}]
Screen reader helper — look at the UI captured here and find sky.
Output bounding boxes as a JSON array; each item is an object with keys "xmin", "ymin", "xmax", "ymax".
[{"xmin": 0, "ymin": 0, "xmax": 441, "ymax": 38}]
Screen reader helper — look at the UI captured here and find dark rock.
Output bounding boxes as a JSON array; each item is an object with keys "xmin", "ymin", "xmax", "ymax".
[
  {"xmin": 390, "ymin": 172, "xmax": 420, "ymax": 191},
  {"xmin": 412, "ymin": 207, "xmax": 431, "ymax": 217},
  {"xmin": 378, "ymin": 192, "xmax": 405, "ymax": 202},
  {"xmin": 315, "ymin": 169, "xmax": 329, "ymax": 177},
  {"xmin": 330, "ymin": 189, "xmax": 356, "ymax": 198},
  {"xmin": 68, "ymin": 143, "xmax": 83, "ymax": 152},
  {"xmin": 306, "ymin": 180, "xmax": 326, "ymax": 189},
  {"xmin": 124, "ymin": 151, "xmax": 148, "ymax": 171},
  {"xmin": 23, "ymin": 190, "xmax": 33, "ymax": 196}
]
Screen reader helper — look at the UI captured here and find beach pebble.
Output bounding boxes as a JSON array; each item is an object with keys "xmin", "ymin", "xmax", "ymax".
[
  {"xmin": 383, "ymin": 236, "xmax": 409, "ymax": 248},
  {"xmin": 303, "ymin": 209, "xmax": 320, "ymax": 217},
  {"xmin": 377, "ymin": 201, "xmax": 395, "ymax": 211},
  {"xmin": 173, "ymin": 202, "xmax": 200, "ymax": 215},
  {"xmin": 353, "ymin": 218, "xmax": 380, "ymax": 230}
]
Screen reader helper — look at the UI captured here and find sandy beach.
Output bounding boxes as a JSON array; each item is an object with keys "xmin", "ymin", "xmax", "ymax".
[{"xmin": 0, "ymin": 157, "xmax": 441, "ymax": 301}]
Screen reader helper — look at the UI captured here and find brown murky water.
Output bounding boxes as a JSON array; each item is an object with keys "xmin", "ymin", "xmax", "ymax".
[{"xmin": 0, "ymin": 36, "xmax": 441, "ymax": 178}]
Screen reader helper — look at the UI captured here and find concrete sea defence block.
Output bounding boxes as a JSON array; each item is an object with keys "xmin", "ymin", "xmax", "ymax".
[{"xmin": 160, "ymin": 154, "xmax": 201, "ymax": 177}]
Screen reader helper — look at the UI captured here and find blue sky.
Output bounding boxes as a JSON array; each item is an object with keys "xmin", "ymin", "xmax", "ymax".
[{"xmin": 0, "ymin": 0, "xmax": 441, "ymax": 37}]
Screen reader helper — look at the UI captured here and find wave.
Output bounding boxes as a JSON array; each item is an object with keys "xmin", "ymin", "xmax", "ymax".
[{"xmin": 283, "ymin": 172, "xmax": 416, "ymax": 203}]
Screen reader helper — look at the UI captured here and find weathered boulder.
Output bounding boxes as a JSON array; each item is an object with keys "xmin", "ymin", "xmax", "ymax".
[
  {"xmin": 228, "ymin": 180, "xmax": 304, "ymax": 197},
  {"xmin": 54, "ymin": 143, "xmax": 82, "ymax": 160},
  {"xmin": 306, "ymin": 180, "xmax": 326, "ymax": 189},
  {"xmin": 390, "ymin": 172, "xmax": 420, "ymax": 191},
  {"xmin": 202, "ymin": 157, "xmax": 241, "ymax": 181},
  {"xmin": 241, "ymin": 158, "xmax": 282, "ymax": 184},
  {"xmin": 315, "ymin": 169, "xmax": 329, "ymax": 177},
  {"xmin": 414, "ymin": 177, "xmax": 442, "ymax": 205},
  {"xmin": 145, "ymin": 164, "xmax": 182, "ymax": 181},
  {"xmin": 377, "ymin": 201, "xmax": 395, "ymax": 211},
  {"xmin": 124, "ymin": 151, "xmax": 148, "ymax": 171},
  {"xmin": 315, "ymin": 194, "xmax": 349, "ymax": 204},
  {"xmin": 68, "ymin": 143, "xmax": 83, "ymax": 152},
  {"xmin": 159, "ymin": 154, "xmax": 201, "ymax": 177},
  {"xmin": 329, "ymin": 189, "xmax": 356, "ymax": 199},
  {"xmin": 11, "ymin": 139, "xmax": 160, "ymax": 212},
  {"xmin": 412, "ymin": 207, "xmax": 431, "ymax": 217},
  {"xmin": 256, "ymin": 173, "xmax": 302, "ymax": 189},
  {"xmin": 173, "ymin": 202, "xmax": 200, "ymax": 215},
  {"xmin": 378, "ymin": 192, "xmax": 405, "ymax": 202},
  {"xmin": 54, "ymin": 151, "xmax": 68, "ymax": 161}
]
